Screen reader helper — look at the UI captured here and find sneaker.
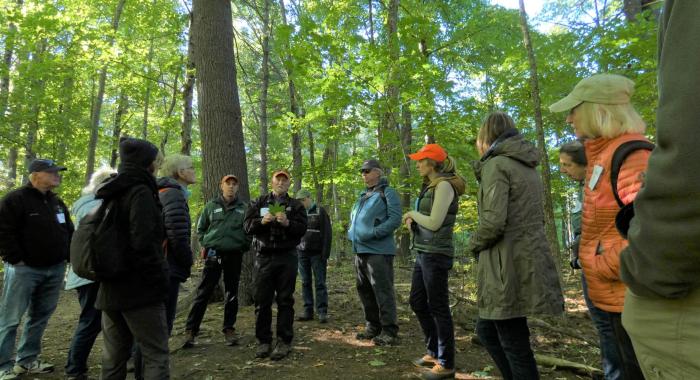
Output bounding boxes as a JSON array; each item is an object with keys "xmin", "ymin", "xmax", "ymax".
[
  {"xmin": 372, "ymin": 332, "xmax": 400, "ymax": 346},
  {"xmin": 13, "ymin": 360, "xmax": 54, "ymax": 374},
  {"xmin": 355, "ymin": 330, "xmax": 380, "ymax": 340},
  {"xmin": 270, "ymin": 341, "xmax": 291, "ymax": 361},
  {"xmin": 296, "ymin": 313, "xmax": 313, "ymax": 322},
  {"xmin": 318, "ymin": 314, "xmax": 328, "ymax": 324},
  {"xmin": 255, "ymin": 343, "xmax": 271, "ymax": 359},
  {"xmin": 422, "ymin": 364, "xmax": 455, "ymax": 379},
  {"xmin": 413, "ymin": 354, "xmax": 438, "ymax": 368},
  {"xmin": 223, "ymin": 329, "xmax": 238, "ymax": 346},
  {"xmin": 0, "ymin": 369, "xmax": 18, "ymax": 380},
  {"xmin": 183, "ymin": 330, "xmax": 196, "ymax": 349}
]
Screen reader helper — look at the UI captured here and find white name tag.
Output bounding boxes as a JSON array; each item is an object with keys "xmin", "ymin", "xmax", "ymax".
[
  {"xmin": 56, "ymin": 213, "xmax": 66, "ymax": 224},
  {"xmin": 214, "ymin": 208, "xmax": 223, "ymax": 213},
  {"xmin": 260, "ymin": 207, "xmax": 270, "ymax": 217},
  {"xmin": 589, "ymin": 165, "xmax": 604, "ymax": 190}
]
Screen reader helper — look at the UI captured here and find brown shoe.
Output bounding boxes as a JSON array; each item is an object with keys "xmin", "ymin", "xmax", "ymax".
[
  {"xmin": 413, "ymin": 354, "xmax": 438, "ymax": 368},
  {"xmin": 422, "ymin": 364, "xmax": 455, "ymax": 380},
  {"xmin": 182, "ymin": 330, "xmax": 196, "ymax": 349},
  {"xmin": 223, "ymin": 329, "xmax": 238, "ymax": 346}
]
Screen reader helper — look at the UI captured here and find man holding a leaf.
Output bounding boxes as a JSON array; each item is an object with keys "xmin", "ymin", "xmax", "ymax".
[{"xmin": 244, "ymin": 169, "xmax": 307, "ymax": 361}]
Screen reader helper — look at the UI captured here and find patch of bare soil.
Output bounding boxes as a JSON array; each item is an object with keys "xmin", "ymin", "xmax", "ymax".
[{"xmin": 24, "ymin": 259, "xmax": 602, "ymax": 379}]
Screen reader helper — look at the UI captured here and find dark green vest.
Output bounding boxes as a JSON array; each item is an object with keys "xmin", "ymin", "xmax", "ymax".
[{"xmin": 412, "ymin": 181, "xmax": 458, "ymax": 256}]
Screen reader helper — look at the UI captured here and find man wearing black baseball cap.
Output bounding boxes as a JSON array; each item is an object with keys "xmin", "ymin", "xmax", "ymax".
[{"xmin": 0, "ymin": 159, "xmax": 73, "ymax": 378}]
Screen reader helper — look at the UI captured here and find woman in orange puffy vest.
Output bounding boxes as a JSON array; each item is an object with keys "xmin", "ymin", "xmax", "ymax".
[{"xmin": 550, "ymin": 74, "xmax": 649, "ymax": 380}]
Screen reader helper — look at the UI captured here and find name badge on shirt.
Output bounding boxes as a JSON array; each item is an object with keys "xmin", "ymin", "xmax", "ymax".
[
  {"xmin": 260, "ymin": 207, "xmax": 270, "ymax": 217},
  {"xmin": 214, "ymin": 208, "xmax": 223, "ymax": 213},
  {"xmin": 56, "ymin": 213, "xmax": 66, "ymax": 224},
  {"xmin": 588, "ymin": 165, "xmax": 604, "ymax": 191}
]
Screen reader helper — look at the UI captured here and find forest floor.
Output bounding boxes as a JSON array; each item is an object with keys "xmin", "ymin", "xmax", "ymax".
[{"xmin": 17, "ymin": 257, "xmax": 603, "ymax": 380}]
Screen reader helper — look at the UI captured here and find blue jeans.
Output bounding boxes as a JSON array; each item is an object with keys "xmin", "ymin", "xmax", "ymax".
[
  {"xmin": 582, "ymin": 275, "xmax": 622, "ymax": 380},
  {"xmin": 298, "ymin": 253, "xmax": 328, "ymax": 316},
  {"xmin": 409, "ymin": 253, "xmax": 455, "ymax": 369},
  {"xmin": 0, "ymin": 262, "xmax": 65, "ymax": 371},
  {"xmin": 65, "ymin": 283, "xmax": 102, "ymax": 376}
]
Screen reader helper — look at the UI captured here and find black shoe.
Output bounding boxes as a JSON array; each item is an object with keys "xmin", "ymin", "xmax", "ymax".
[
  {"xmin": 255, "ymin": 343, "xmax": 271, "ymax": 359},
  {"xmin": 355, "ymin": 330, "xmax": 379, "ymax": 340},
  {"xmin": 318, "ymin": 314, "xmax": 328, "ymax": 324},
  {"xmin": 223, "ymin": 329, "xmax": 238, "ymax": 346},
  {"xmin": 296, "ymin": 313, "xmax": 313, "ymax": 321},
  {"xmin": 372, "ymin": 332, "xmax": 400, "ymax": 346},
  {"xmin": 270, "ymin": 341, "xmax": 291, "ymax": 361},
  {"xmin": 183, "ymin": 330, "xmax": 196, "ymax": 349}
]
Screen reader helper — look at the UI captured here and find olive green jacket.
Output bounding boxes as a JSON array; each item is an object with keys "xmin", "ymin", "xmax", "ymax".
[
  {"xmin": 621, "ymin": 0, "xmax": 700, "ymax": 299},
  {"xmin": 468, "ymin": 134, "xmax": 564, "ymax": 320}
]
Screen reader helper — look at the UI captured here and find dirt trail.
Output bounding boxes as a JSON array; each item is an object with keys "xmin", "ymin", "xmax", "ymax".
[{"xmin": 27, "ymin": 260, "xmax": 598, "ymax": 379}]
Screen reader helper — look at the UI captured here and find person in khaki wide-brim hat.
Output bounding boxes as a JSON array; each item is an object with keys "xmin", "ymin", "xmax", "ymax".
[{"xmin": 550, "ymin": 73, "xmax": 649, "ymax": 379}]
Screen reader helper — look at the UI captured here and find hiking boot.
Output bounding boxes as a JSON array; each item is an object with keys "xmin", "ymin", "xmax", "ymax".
[
  {"xmin": 372, "ymin": 332, "xmax": 400, "ymax": 346},
  {"xmin": 422, "ymin": 364, "xmax": 455, "ymax": 379},
  {"xmin": 296, "ymin": 313, "xmax": 313, "ymax": 321},
  {"xmin": 318, "ymin": 314, "xmax": 328, "ymax": 324},
  {"xmin": 355, "ymin": 330, "xmax": 380, "ymax": 340},
  {"xmin": 223, "ymin": 329, "xmax": 238, "ymax": 346},
  {"xmin": 0, "ymin": 369, "xmax": 18, "ymax": 380},
  {"xmin": 270, "ymin": 341, "xmax": 291, "ymax": 361},
  {"xmin": 255, "ymin": 343, "xmax": 271, "ymax": 359},
  {"xmin": 14, "ymin": 359, "xmax": 54, "ymax": 375},
  {"xmin": 413, "ymin": 354, "xmax": 438, "ymax": 368},
  {"xmin": 183, "ymin": 330, "xmax": 196, "ymax": 349}
]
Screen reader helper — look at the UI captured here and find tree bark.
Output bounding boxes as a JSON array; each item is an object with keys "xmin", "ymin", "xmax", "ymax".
[
  {"xmin": 1, "ymin": 0, "xmax": 24, "ymax": 185},
  {"xmin": 192, "ymin": 0, "xmax": 252, "ymax": 304},
  {"xmin": 110, "ymin": 92, "xmax": 129, "ymax": 168},
  {"xmin": 279, "ymin": 0, "xmax": 303, "ymax": 193},
  {"xmin": 518, "ymin": 0, "xmax": 561, "ymax": 261},
  {"xmin": 398, "ymin": 104, "xmax": 412, "ymax": 261},
  {"xmin": 307, "ymin": 125, "xmax": 321, "ymax": 202},
  {"xmin": 181, "ymin": 10, "xmax": 195, "ymax": 155},
  {"xmin": 259, "ymin": 0, "xmax": 271, "ymax": 195},
  {"xmin": 85, "ymin": 0, "xmax": 126, "ymax": 184},
  {"xmin": 378, "ymin": 0, "xmax": 400, "ymax": 174},
  {"xmin": 142, "ymin": 38, "xmax": 154, "ymax": 139}
]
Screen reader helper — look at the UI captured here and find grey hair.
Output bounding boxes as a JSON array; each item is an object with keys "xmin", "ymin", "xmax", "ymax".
[
  {"xmin": 82, "ymin": 166, "xmax": 117, "ymax": 195},
  {"xmin": 158, "ymin": 154, "xmax": 192, "ymax": 179},
  {"xmin": 373, "ymin": 168, "xmax": 384, "ymax": 176}
]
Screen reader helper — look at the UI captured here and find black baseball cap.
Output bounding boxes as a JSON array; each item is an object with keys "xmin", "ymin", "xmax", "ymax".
[
  {"xmin": 360, "ymin": 159, "xmax": 381, "ymax": 172},
  {"xmin": 28, "ymin": 159, "xmax": 67, "ymax": 173}
]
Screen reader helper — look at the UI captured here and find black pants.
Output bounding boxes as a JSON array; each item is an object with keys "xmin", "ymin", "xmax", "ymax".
[
  {"xmin": 254, "ymin": 250, "xmax": 298, "ymax": 344},
  {"xmin": 476, "ymin": 317, "xmax": 539, "ymax": 380},
  {"xmin": 609, "ymin": 312, "xmax": 644, "ymax": 380},
  {"xmin": 186, "ymin": 253, "xmax": 243, "ymax": 333},
  {"xmin": 410, "ymin": 253, "xmax": 455, "ymax": 369},
  {"xmin": 354, "ymin": 254, "xmax": 398, "ymax": 336}
]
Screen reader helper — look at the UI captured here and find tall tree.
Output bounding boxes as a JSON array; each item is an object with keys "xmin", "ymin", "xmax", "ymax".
[
  {"xmin": 259, "ymin": 0, "xmax": 272, "ymax": 194},
  {"xmin": 192, "ymin": 0, "xmax": 251, "ymax": 302},
  {"xmin": 1, "ymin": 0, "xmax": 24, "ymax": 184},
  {"xmin": 279, "ymin": 0, "xmax": 302, "ymax": 193},
  {"xmin": 85, "ymin": 0, "xmax": 126, "ymax": 184},
  {"xmin": 518, "ymin": 0, "xmax": 560, "ymax": 259},
  {"xmin": 181, "ymin": 7, "xmax": 195, "ymax": 155},
  {"xmin": 378, "ymin": 0, "xmax": 400, "ymax": 172}
]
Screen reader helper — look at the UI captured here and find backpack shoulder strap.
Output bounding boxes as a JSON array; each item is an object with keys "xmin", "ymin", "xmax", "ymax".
[{"xmin": 610, "ymin": 140, "xmax": 654, "ymax": 208}]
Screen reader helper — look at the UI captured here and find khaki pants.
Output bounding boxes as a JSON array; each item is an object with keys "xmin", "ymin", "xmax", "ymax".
[{"xmin": 622, "ymin": 288, "xmax": 700, "ymax": 379}]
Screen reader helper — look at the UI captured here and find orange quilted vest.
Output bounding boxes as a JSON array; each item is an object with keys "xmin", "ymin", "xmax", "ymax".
[{"xmin": 579, "ymin": 134, "xmax": 651, "ymax": 312}]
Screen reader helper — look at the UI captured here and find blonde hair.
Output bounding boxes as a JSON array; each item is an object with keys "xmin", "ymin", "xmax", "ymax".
[
  {"xmin": 574, "ymin": 102, "xmax": 646, "ymax": 139},
  {"xmin": 82, "ymin": 166, "xmax": 117, "ymax": 195},
  {"xmin": 158, "ymin": 154, "xmax": 191, "ymax": 179}
]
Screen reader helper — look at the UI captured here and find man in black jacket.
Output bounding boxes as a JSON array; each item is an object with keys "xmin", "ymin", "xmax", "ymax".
[
  {"xmin": 95, "ymin": 138, "xmax": 170, "ymax": 380},
  {"xmin": 0, "ymin": 159, "xmax": 73, "ymax": 379},
  {"xmin": 244, "ymin": 169, "xmax": 307, "ymax": 361},
  {"xmin": 294, "ymin": 189, "xmax": 332, "ymax": 324}
]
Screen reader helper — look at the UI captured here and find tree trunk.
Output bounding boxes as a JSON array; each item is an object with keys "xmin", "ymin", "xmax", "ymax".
[
  {"xmin": 259, "ymin": 0, "xmax": 271, "ymax": 195},
  {"xmin": 378, "ymin": 0, "xmax": 400, "ymax": 174},
  {"xmin": 192, "ymin": 0, "xmax": 252, "ymax": 304},
  {"xmin": 518, "ymin": 0, "xmax": 561, "ymax": 261},
  {"xmin": 110, "ymin": 92, "xmax": 129, "ymax": 168},
  {"xmin": 56, "ymin": 76, "xmax": 75, "ymax": 163},
  {"xmin": 181, "ymin": 11, "xmax": 195, "ymax": 155},
  {"xmin": 398, "ymin": 104, "xmax": 412, "ymax": 261},
  {"xmin": 279, "ymin": 0, "xmax": 303, "ymax": 193},
  {"xmin": 1, "ymin": 0, "xmax": 23, "ymax": 185},
  {"xmin": 307, "ymin": 125, "xmax": 321, "ymax": 201},
  {"xmin": 142, "ymin": 38, "xmax": 154, "ymax": 139},
  {"xmin": 85, "ymin": 0, "xmax": 126, "ymax": 184},
  {"xmin": 23, "ymin": 40, "xmax": 48, "ymax": 173}
]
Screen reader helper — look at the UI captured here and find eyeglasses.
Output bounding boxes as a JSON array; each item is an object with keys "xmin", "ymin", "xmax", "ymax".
[{"xmin": 360, "ymin": 169, "xmax": 372, "ymax": 174}]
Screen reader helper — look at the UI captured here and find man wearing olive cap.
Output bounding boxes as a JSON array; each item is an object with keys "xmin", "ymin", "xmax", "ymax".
[
  {"xmin": 244, "ymin": 169, "xmax": 307, "ymax": 360},
  {"xmin": 183, "ymin": 174, "xmax": 251, "ymax": 348},
  {"xmin": 0, "ymin": 159, "xmax": 74, "ymax": 378}
]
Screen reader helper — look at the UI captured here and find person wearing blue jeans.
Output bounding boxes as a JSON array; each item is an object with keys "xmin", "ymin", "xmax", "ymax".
[
  {"xmin": 294, "ymin": 189, "xmax": 332, "ymax": 323},
  {"xmin": 64, "ymin": 283, "xmax": 101, "ymax": 379},
  {"xmin": 0, "ymin": 158, "xmax": 74, "ymax": 380},
  {"xmin": 582, "ymin": 276, "xmax": 622, "ymax": 379}
]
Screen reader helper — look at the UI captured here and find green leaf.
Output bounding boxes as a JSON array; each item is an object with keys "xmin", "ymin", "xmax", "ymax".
[{"xmin": 368, "ymin": 360, "xmax": 386, "ymax": 367}]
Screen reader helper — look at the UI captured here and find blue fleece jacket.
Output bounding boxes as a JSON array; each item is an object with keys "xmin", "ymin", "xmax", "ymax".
[{"xmin": 347, "ymin": 177, "xmax": 401, "ymax": 255}]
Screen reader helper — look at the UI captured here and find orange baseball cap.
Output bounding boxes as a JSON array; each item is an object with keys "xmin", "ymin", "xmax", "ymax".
[
  {"xmin": 221, "ymin": 174, "xmax": 238, "ymax": 183},
  {"xmin": 408, "ymin": 144, "xmax": 447, "ymax": 162},
  {"xmin": 271, "ymin": 169, "xmax": 290, "ymax": 179}
]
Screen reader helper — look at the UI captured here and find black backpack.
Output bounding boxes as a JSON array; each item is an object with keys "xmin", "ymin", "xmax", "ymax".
[
  {"xmin": 612, "ymin": 140, "xmax": 655, "ymax": 237},
  {"xmin": 69, "ymin": 198, "xmax": 128, "ymax": 281}
]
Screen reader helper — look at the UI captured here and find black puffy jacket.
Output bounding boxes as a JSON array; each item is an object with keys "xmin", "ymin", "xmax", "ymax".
[{"xmin": 157, "ymin": 177, "xmax": 193, "ymax": 282}]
